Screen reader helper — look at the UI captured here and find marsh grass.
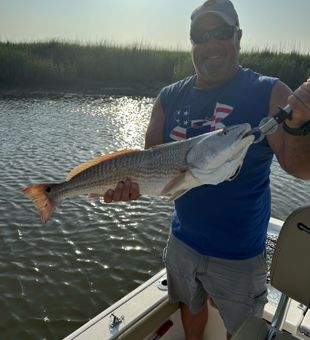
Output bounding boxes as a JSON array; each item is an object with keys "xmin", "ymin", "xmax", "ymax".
[
  {"xmin": 240, "ymin": 49, "xmax": 310, "ymax": 90},
  {"xmin": 0, "ymin": 40, "xmax": 309, "ymax": 95}
]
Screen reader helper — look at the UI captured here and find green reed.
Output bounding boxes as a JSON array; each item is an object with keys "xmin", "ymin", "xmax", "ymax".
[
  {"xmin": 240, "ymin": 49, "xmax": 310, "ymax": 91},
  {"xmin": 0, "ymin": 40, "xmax": 309, "ymax": 95}
]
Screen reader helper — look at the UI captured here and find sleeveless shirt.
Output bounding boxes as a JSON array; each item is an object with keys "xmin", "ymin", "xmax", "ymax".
[{"xmin": 160, "ymin": 67, "xmax": 278, "ymax": 259}]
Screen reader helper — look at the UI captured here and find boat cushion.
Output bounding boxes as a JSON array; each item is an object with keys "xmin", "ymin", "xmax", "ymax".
[
  {"xmin": 270, "ymin": 205, "xmax": 310, "ymax": 306},
  {"xmin": 233, "ymin": 206, "xmax": 310, "ymax": 340}
]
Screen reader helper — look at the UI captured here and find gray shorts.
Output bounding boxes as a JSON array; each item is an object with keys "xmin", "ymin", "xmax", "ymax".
[{"xmin": 163, "ymin": 233, "xmax": 268, "ymax": 335}]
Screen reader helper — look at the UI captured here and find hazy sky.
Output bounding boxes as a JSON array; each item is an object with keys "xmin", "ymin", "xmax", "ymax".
[{"xmin": 1, "ymin": 0, "xmax": 310, "ymax": 53}]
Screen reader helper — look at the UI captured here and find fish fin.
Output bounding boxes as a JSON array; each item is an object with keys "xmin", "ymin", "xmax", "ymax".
[
  {"xmin": 66, "ymin": 149, "xmax": 141, "ymax": 181},
  {"xmin": 22, "ymin": 184, "xmax": 56, "ymax": 224},
  {"xmin": 161, "ymin": 170, "xmax": 197, "ymax": 200},
  {"xmin": 168, "ymin": 189, "xmax": 189, "ymax": 201},
  {"xmin": 160, "ymin": 172, "xmax": 187, "ymax": 196}
]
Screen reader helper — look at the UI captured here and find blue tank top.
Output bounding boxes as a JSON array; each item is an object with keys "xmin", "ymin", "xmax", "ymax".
[{"xmin": 160, "ymin": 67, "xmax": 278, "ymax": 259}]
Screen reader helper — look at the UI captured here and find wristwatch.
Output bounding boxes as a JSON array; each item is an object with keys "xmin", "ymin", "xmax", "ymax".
[{"xmin": 283, "ymin": 120, "xmax": 310, "ymax": 136}]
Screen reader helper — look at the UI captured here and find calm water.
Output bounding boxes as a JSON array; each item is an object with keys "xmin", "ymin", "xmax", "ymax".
[{"xmin": 0, "ymin": 95, "xmax": 309, "ymax": 340}]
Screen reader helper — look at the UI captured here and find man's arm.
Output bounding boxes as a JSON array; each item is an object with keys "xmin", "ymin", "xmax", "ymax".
[
  {"xmin": 103, "ymin": 96, "xmax": 166, "ymax": 202},
  {"xmin": 144, "ymin": 96, "xmax": 165, "ymax": 149},
  {"xmin": 267, "ymin": 78, "xmax": 310, "ymax": 179}
]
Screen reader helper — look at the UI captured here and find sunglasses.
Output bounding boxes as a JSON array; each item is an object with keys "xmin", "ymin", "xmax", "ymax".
[{"xmin": 190, "ymin": 25, "xmax": 236, "ymax": 45}]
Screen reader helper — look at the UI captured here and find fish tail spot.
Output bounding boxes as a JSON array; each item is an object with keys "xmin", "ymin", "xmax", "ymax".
[{"xmin": 22, "ymin": 184, "xmax": 56, "ymax": 224}]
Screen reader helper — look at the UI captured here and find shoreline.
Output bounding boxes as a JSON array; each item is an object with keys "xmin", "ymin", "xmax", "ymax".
[{"xmin": 0, "ymin": 85, "xmax": 161, "ymax": 98}]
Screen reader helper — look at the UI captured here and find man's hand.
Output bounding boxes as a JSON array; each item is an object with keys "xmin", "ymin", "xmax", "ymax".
[
  {"xmin": 103, "ymin": 179, "xmax": 140, "ymax": 203},
  {"xmin": 287, "ymin": 77, "xmax": 310, "ymax": 127}
]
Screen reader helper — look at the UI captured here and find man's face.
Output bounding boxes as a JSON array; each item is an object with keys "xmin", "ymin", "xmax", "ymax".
[{"xmin": 191, "ymin": 13, "xmax": 242, "ymax": 88}]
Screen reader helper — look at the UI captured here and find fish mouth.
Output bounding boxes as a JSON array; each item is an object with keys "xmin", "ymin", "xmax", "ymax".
[
  {"xmin": 240, "ymin": 125, "xmax": 255, "ymax": 141},
  {"xmin": 220, "ymin": 125, "xmax": 253, "ymax": 142},
  {"xmin": 239, "ymin": 125, "xmax": 252, "ymax": 139}
]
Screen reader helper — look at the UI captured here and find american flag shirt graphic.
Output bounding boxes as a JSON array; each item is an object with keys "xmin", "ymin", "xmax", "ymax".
[{"xmin": 169, "ymin": 102, "xmax": 233, "ymax": 141}]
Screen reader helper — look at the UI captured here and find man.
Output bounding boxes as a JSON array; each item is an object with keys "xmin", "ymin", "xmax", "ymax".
[{"xmin": 104, "ymin": 0, "xmax": 310, "ymax": 339}]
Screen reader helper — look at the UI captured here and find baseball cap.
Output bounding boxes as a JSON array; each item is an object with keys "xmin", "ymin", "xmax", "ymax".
[{"xmin": 191, "ymin": 0, "xmax": 240, "ymax": 28}]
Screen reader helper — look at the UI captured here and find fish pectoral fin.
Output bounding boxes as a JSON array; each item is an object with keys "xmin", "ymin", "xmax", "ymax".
[
  {"xmin": 161, "ymin": 172, "xmax": 187, "ymax": 196},
  {"xmin": 168, "ymin": 189, "xmax": 189, "ymax": 201},
  {"xmin": 161, "ymin": 171, "xmax": 197, "ymax": 199}
]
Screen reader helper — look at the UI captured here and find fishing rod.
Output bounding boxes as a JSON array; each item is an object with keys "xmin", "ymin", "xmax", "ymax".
[
  {"xmin": 248, "ymin": 104, "xmax": 293, "ymax": 143},
  {"xmin": 248, "ymin": 100, "xmax": 310, "ymax": 143}
]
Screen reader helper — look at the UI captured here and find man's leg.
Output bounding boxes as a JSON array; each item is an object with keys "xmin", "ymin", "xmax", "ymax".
[
  {"xmin": 180, "ymin": 302, "xmax": 208, "ymax": 340},
  {"xmin": 163, "ymin": 234, "xmax": 209, "ymax": 339},
  {"xmin": 204, "ymin": 252, "xmax": 268, "ymax": 337}
]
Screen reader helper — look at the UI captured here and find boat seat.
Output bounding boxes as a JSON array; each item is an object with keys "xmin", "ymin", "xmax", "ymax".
[{"xmin": 232, "ymin": 205, "xmax": 310, "ymax": 340}]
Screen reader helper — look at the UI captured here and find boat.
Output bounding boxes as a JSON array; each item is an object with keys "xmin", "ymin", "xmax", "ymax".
[{"xmin": 64, "ymin": 209, "xmax": 310, "ymax": 340}]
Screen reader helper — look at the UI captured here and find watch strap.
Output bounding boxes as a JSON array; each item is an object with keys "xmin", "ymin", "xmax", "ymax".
[{"xmin": 283, "ymin": 120, "xmax": 310, "ymax": 136}]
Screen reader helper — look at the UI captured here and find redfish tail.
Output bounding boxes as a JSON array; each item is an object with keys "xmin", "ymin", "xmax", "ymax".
[{"xmin": 22, "ymin": 184, "xmax": 56, "ymax": 224}]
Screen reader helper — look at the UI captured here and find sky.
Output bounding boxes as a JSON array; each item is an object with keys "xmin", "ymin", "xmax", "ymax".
[{"xmin": 1, "ymin": 0, "xmax": 310, "ymax": 53}]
